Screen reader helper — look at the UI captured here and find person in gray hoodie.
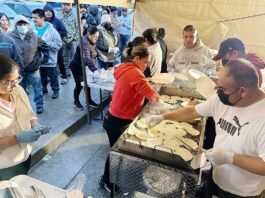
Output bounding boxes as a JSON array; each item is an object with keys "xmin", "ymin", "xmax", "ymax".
[
  {"xmin": 32, "ymin": 9, "xmax": 62, "ymax": 99},
  {"xmin": 43, "ymin": 4, "xmax": 68, "ymax": 85},
  {"xmin": 168, "ymin": 25, "xmax": 215, "ymax": 88},
  {"xmin": 8, "ymin": 15, "xmax": 49, "ymax": 114}
]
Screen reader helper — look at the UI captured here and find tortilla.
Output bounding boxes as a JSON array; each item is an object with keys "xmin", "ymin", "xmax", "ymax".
[
  {"xmin": 127, "ymin": 124, "xmax": 138, "ymax": 135},
  {"xmin": 171, "ymin": 128, "xmax": 187, "ymax": 137},
  {"xmin": 178, "ymin": 122, "xmax": 193, "ymax": 129},
  {"xmin": 142, "ymin": 137, "xmax": 163, "ymax": 148},
  {"xmin": 150, "ymin": 73, "xmax": 175, "ymax": 84},
  {"xmin": 160, "ymin": 95, "xmax": 170, "ymax": 103},
  {"xmin": 185, "ymin": 127, "xmax": 200, "ymax": 136},
  {"xmin": 173, "ymin": 147, "xmax": 193, "ymax": 161},
  {"xmin": 182, "ymin": 138, "xmax": 199, "ymax": 150},
  {"xmin": 136, "ymin": 118, "xmax": 148, "ymax": 129},
  {"xmin": 135, "ymin": 131, "xmax": 148, "ymax": 140},
  {"xmin": 179, "ymin": 97, "xmax": 191, "ymax": 102},
  {"xmin": 164, "ymin": 139, "xmax": 183, "ymax": 150}
]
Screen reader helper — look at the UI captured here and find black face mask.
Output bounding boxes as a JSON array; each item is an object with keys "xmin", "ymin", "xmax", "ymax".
[
  {"xmin": 103, "ymin": 23, "xmax": 112, "ymax": 31},
  {"xmin": 217, "ymin": 88, "xmax": 241, "ymax": 106}
]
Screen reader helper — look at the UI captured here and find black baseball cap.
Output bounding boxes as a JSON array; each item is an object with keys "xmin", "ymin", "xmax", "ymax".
[{"xmin": 213, "ymin": 38, "xmax": 245, "ymax": 61}]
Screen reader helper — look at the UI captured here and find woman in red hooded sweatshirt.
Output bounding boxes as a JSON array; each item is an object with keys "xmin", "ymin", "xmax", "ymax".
[{"xmin": 100, "ymin": 40, "xmax": 160, "ymax": 193}]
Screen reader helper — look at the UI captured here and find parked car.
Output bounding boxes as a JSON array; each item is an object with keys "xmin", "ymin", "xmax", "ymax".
[
  {"xmin": 4, "ymin": 0, "xmax": 45, "ymax": 18},
  {"xmin": 24, "ymin": 1, "xmax": 46, "ymax": 12}
]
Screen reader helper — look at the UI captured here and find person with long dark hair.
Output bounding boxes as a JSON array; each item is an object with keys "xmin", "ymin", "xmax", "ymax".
[
  {"xmin": 0, "ymin": 13, "xmax": 12, "ymax": 32},
  {"xmin": 0, "ymin": 55, "xmax": 49, "ymax": 180},
  {"xmin": 100, "ymin": 39, "xmax": 160, "ymax": 193},
  {"xmin": 70, "ymin": 27, "xmax": 107, "ymax": 110},
  {"xmin": 142, "ymin": 28, "xmax": 162, "ymax": 77}
]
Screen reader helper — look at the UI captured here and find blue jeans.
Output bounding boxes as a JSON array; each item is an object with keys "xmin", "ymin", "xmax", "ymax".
[
  {"xmin": 20, "ymin": 70, "xmax": 43, "ymax": 109},
  {"xmin": 39, "ymin": 67, "xmax": 60, "ymax": 93},
  {"xmin": 119, "ymin": 34, "xmax": 131, "ymax": 55}
]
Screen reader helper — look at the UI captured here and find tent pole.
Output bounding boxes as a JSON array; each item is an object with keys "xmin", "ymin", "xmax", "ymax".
[{"xmin": 74, "ymin": 0, "xmax": 91, "ymax": 123}]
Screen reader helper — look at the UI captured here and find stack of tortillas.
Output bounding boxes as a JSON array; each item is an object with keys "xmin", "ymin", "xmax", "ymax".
[{"xmin": 150, "ymin": 73, "xmax": 175, "ymax": 84}]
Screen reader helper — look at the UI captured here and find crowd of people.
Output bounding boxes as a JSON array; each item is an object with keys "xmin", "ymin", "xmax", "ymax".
[
  {"xmin": 0, "ymin": 3, "xmax": 133, "ymax": 112},
  {"xmin": 0, "ymin": 2, "xmax": 265, "ymax": 198}
]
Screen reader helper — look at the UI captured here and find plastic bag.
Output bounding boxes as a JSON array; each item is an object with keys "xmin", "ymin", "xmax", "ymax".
[{"xmin": 86, "ymin": 67, "xmax": 94, "ymax": 83}]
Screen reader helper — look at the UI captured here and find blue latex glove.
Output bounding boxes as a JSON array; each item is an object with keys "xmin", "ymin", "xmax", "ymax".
[
  {"xmin": 32, "ymin": 124, "xmax": 51, "ymax": 135},
  {"xmin": 16, "ymin": 130, "xmax": 42, "ymax": 144}
]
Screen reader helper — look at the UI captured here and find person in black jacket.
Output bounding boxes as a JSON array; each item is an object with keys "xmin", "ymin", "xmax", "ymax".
[
  {"xmin": 157, "ymin": 28, "xmax": 168, "ymax": 73},
  {"xmin": 8, "ymin": 15, "xmax": 49, "ymax": 114},
  {"xmin": 43, "ymin": 4, "xmax": 68, "ymax": 84},
  {"xmin": 70, "ymin": 27, "xmax": 107, "ymax": 110},
  {"xmin": 86, "ymin": 5, "xmax": 101, "ymax": 30}
]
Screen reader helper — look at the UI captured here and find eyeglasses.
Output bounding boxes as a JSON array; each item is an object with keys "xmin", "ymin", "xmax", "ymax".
[{"xmin": 0, "ymin": 75, "xmax": 23, "ymax": 88}]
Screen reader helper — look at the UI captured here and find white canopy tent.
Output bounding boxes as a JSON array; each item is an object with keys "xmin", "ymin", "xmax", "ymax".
[{"xmin": 38, "ymin": 0, "xmax": 265, "ymax": 60}]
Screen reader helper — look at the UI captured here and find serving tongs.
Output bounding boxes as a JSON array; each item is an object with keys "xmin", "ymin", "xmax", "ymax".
[{"xmin": 174, "ymin": 135, "xmax": 198, "ymax": 152}]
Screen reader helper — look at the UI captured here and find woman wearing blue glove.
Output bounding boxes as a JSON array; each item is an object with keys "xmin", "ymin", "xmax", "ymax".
[{"xmin": 0, "ymin": 55, "xmax": 50, "ymax": 180}]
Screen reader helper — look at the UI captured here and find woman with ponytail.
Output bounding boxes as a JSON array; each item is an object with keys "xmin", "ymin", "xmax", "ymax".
[
  {"xmin": 142, "ymin": 28, "xmax": 163, "ymax": 77},
  {"xmin": 100, "ymin": 37, "xmax": 160, "ymax": 193}
]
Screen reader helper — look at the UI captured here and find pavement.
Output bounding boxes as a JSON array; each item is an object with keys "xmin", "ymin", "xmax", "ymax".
[
  {"xmin": 28, "ymin": 121, "xmax": 111, "ymax": 198},
  {"xmin": 25, "ymin": 75, "xmax": 112, "ymax": 197}
]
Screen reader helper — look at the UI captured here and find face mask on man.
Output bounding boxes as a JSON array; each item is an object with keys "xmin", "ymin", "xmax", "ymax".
[
  {"xmin": 103, "ymin": 23, "xmax": 112, "ymax": 31},
  {"xmin": 17, "ymin": 25, "xmax": 29, "ymax": 35},
  {"xmin": 217, "ymin": 88, "xmax": 241, "ymax": 106}
]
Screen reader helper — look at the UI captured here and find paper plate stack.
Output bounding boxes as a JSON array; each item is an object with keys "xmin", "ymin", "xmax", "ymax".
[{"xmin": 188, "ymin": 69, "xmax": 216, "ymax": 98}]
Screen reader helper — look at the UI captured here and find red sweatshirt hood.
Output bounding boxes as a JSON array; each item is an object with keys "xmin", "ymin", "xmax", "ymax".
[
  {"xmin": 245, "ymin": 53, "xmax": 265, "ymax": 69},
  {"xmin": 114, "ymin": 62, "xmax": 142, "ymax": 80}
]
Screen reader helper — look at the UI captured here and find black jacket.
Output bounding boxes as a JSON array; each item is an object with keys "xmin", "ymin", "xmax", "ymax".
[
  {"xmin": 8, "ymin": 30, "xmax": 50, "ymax": 72},
  {"xmin": 44, "ymin": 4, "xmax": 67, "ymax": 39}
]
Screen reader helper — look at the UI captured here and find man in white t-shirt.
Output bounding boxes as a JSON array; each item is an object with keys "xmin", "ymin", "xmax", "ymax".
[{"xmin": 147, "ymin": 58, "xmax": 265, "ymax": 197}]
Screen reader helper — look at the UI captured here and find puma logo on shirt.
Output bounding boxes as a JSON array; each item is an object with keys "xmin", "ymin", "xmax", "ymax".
[
  {"xmin": 232, "ymin": 116, "xmax": 249, "ymax": 136},
  {"xmin": 217, "ymin": 116, "xmax": 249, "ymax": 136}
]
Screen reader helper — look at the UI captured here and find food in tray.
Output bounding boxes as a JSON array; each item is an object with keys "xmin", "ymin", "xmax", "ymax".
[
  {"xmin": 148, "ymin": 128, "xmax": 158, "ymax": 137},
  {"xmin": 125, "ymin": 117, "xmax": 200, "ymax": 161},
  {"xmin": 136, "ymin": 118, "xmax": 148, "ymax": 129},
  {"xmin": 182, "ymin": 138, "xmax": 199, "ymax": 150},
  {"xmin": 173, "ymin": 147, "xmax": 193, "ymax": 161},
  {"xmin": 164, "ymin": 139, "xmax": 184, "ymax": 149},
  {"xmin": 160, "ymin": 95, "xmax": 170, "ymax": 103},
  {"xmin": 141, "ymin": 137, "xmax": 163, "ymax": 148},
  {"xmin": 127, "ymin": 124, "xmax": 139, "ymax": 135},
  {"xmin": 162, "ymin": 139, "xmax": 193, "ymax": 161},
  {"xmin": 166, "ymin": 128, "xmax": 187, "ymax": 137},
  {"xmin": 125, "ymin": 138, "xmax": 140, "ymax": 145},
  {"xmin": 135, "ymin": 131, "xmax": 148, "ymax": 140},
  {"xmin": 178, "ymin": 122, "xmax": 193, "ymax": 128},
  {"xmin": 160, "ymin": 95, "xmax": 191, "ymax": 106},
  {"xmin": 185, "ymin": 127, "xmax": 200, "ymax": 136},
  {"xmin": 176, "ymin": 122, "xmax": 200, "ymax": 136},
  {"xmin": 179, "ymin": 97, "xmax": 191, "ymax": 102}
]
